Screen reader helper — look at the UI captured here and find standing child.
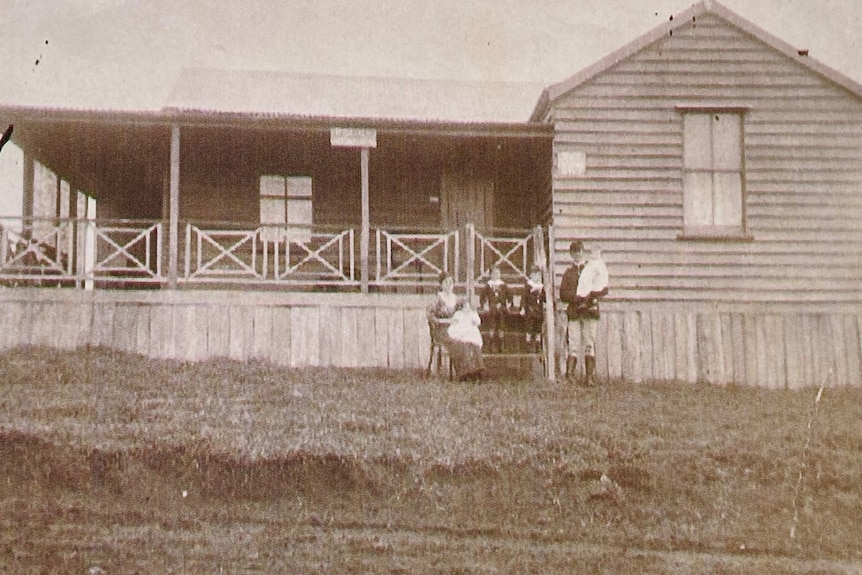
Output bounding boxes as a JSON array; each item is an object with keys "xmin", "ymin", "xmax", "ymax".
[
  {"xmin": 479, "ymin": 265, "xmax": 512, "ymax": 353},
  {"xmin": 519, "ymin": 264, "xmax": 546, "ymax": 353}
]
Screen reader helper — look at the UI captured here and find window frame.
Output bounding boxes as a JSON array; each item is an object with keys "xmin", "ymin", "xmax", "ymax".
[
  {"xmin": 259, "ymin": 175, "xmax": 313, "ymax": 242},
  {"xmin": 676, "ymin": 106, "xmax": 753, "ymax": 242}
]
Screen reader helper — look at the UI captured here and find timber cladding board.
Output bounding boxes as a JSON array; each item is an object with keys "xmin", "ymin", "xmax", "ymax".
[
  {"xmin": 252, "ymin": 306, "xmax": 274, "ymax": 362},
  {"xmin": 289, "ymin": 306, "xmax": 320, "ymax": 368},
  {"xmin": 338, "ymin": 306, "xmax": 360, "ymax": 368},
  {"xmin": 385, "ymin": 307, "xmax": 407, "ymax": 369},
  {"xmin": 228, "ymin": 305, "xmax": 255, "ymax": 363},
  {"xmin": 358, "ymin": 307, "xmax": 378, "ymax": 368},
  {"xmin": 30, "ymin": 302, "xmax": 60, "ymax": 348},
  {"xmin": 148, "ymin": 305, "xmax": 175, "ymax": 360},
  {"xmin": 175, "ymin": 305, "xmax": 209, "ymax": 363},
  {"xmin": 373, "ymin": 308, "xmax": 392, "ymax": 369},
  {"xmin": 91, "ymin": 303, "xmax": 115, "ymax": 349},
  {"xmin": 112, "ymin": 304, "xmax": 139, "ymax": 354},
  {"xmin": 317, "ymin": 305, "xmax": 337, "ymax": 367},
  {"xmin": 206, "ymin": 304, "xmax": 231, "ymax": 360}
]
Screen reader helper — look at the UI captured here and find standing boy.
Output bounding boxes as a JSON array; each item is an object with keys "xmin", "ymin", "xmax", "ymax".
[
  {"xmin": 558, "ymin": 240, "xmax": 609, "ymax": 386},
  {"xmin": 480, "ymin": 265, "xmax": 512, "ymax": 353},
  {"xmin": 519, "ymin": 264, "xmax": 546, "ymax": 353}
]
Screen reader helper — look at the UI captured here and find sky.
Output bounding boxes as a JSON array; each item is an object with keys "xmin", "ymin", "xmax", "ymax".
[{"xmin": 2, "ymin": 0, "xmax": 862, "ymax": 110}]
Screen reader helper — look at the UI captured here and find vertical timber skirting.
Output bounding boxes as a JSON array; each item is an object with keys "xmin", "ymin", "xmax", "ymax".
[
  {"xmin": 581, "ymin": 302, "xmax": 862, "ymax": 388},
  {"xmin": 1, "ymin": 290, "xmax": 859, "ymax": 387}
]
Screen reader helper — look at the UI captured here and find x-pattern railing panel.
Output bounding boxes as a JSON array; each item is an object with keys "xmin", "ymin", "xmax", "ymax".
[
  {"xmin": 274, "ymin": 229, "xmax": 355, "ymax": 282},
  {"xmin": 186, "ymin": 225, "xmax": 261, "ymax": 280},
  {"xmin": 183, "ymin": 224, "xmax": 355, "ymax": 284},
  {"xmin": 90, "ymin": 222, "xmax": 161, "ymax": 279},
  {"xmin": 0, "ymin": 222, "xmax": 73, "ymax": 279},
  {"xmin": 473, "ymin": 230, "xmax": 534, "ymax": 285},
  {"xmin": 375, "ymin": 229, "xmax": 457, "ymax": 284}
]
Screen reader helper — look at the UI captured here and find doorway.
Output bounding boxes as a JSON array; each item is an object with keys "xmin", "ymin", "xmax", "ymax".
[{"xmin": 440, "ymin": 172, "xmax": 494, "ymax": 231}]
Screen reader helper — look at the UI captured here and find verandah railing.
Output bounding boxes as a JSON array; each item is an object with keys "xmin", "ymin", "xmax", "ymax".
[
  {"xmin": 181, "ymin": 221, "xmax": 357, "ymax": 287},
  {"xmin": 0, "ymin": 217, "xmax": 545, "ymax": 292},
  {"xmin": 0, "ymin": 217, "xmax": 162, "ymax": 287},
  {"xmin": 374, "ymin": 226, "xmax": 460, "ymax": 288}
]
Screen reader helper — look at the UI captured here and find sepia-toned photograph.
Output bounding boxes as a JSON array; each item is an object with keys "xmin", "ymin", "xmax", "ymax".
[{"xmin": 1, "ymin": 0, "xmax": 861, "ymax": 572}]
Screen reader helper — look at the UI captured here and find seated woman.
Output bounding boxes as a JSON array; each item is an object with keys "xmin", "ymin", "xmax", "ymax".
[
  {"xmin": 426, "ymin": 272, "xmax": 485, "ymax": 381},
  {"xmin": 446, "ymin": 299, "xmax": 485, "ymax": 381}
]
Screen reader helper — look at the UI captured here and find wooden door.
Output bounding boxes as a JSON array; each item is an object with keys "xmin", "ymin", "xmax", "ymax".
[{"xmin": 441, "ymin": 173, "xmax": 494, "ymax": 231}]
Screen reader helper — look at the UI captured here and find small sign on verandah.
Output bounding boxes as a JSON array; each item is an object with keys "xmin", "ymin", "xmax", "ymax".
[{"xmin": 330, "ymin": 128, "xmax": 377, "ymax": 148}]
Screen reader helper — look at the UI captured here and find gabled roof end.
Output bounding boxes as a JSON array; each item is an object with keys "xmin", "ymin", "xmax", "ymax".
[{"xmin": 537, "ymin": 0, "xmax": 862, "ymax": 116}]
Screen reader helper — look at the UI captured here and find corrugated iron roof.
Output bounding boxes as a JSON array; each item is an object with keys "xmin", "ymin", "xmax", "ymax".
[{"xmin": 165, "ymin": 68, "xmax": 546, "ymax": 124}]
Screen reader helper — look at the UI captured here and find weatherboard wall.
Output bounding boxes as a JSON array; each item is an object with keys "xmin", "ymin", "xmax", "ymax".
[{"xmin": 546, "ymin": 13, "xmax": 862, "ymax": 306}]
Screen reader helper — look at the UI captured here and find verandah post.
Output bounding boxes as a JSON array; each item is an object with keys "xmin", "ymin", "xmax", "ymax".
[
  {"xmin": 330, "ymin": 127, "xmax": 376, "ymax": 293},
  {"xmin": 22, "ymin": 151, "xmax": 34, "ymax": 240},
  {"xmin": 466, "ymin": 222, "xmax": 475, "ymax": 304},
  {"xmin": 543, "ymin": 224, "xmax": 557, "ymax": 382},
  {"xmin": 168, "ymin": 124, "xmax": 180, "ymax": 289},
  {"xmin": 68, "ymin": 184, "xmax": 78, "ymax": 285},
  {"xmin": 360, "ymin": 146, "xmax": 370, "ymax": 293}
]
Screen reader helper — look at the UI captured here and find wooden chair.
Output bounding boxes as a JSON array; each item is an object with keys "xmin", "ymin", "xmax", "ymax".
[{"xmin": 426, "ymin": 321, "xmax": 454, "ymax": 380}]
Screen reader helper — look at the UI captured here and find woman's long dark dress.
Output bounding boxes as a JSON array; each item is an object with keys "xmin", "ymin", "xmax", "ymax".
[{"xmin": 427, "ymin": 292, "xmax": 484, "ymax": 379}]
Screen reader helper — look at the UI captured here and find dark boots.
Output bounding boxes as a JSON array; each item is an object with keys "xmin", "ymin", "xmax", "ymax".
[
  {"xmin": 491, "ymin": 332, "xmax": 505, "ymax": 353},
  {"xmin": 584, "ymin": 355, "xmax": 597, "ymax": 387},
  {"xmin": 565, "ymin": 357, "xmax": 578, "ymax": 382},
  {"xmin": 565, "ymin": 355, "xmax": 597, "ymax": 386}
]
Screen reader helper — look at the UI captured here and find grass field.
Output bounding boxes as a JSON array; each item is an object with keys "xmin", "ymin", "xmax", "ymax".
[{"xmin": 1, "ymin": 346, "xmax": 861, "ymax": 574}]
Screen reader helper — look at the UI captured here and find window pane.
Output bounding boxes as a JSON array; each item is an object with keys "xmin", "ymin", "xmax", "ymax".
[
  {"xmin": 713, "ymin": 173, "xmax": 743, "ymax": 227},
  {"xmin": 713, "ymin": 114, "xmax": 741, "ymax": 170},
  {"xmin": 684, "ymin": 114, "xmax": 712, "ymax": 170},
  {"xmin": 684, "ymin": 172, "xmax": 713, "ymax": 226},
  {"xmin": 287, "ymin": 176, "xmax": 312, "ymax": 198},
  {"xmin": 260, "ymin": 197, "xmax": 285, "ymax": 225},
  {"xmin": 286, "ymin": 199, "xmax": 312, "ymax": 242},
  {"xmin": 260, "ymin": 175, "xmax": 285, "ymax": 197},
  {"xmin": 287, "ymin": 199, "xmax": 312, "ymax": 226}
]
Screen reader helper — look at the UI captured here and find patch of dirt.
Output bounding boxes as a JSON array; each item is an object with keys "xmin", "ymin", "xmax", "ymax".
[{"xmin": 2, "ymin": 430, "xmax": 861, "ymax": 574}]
